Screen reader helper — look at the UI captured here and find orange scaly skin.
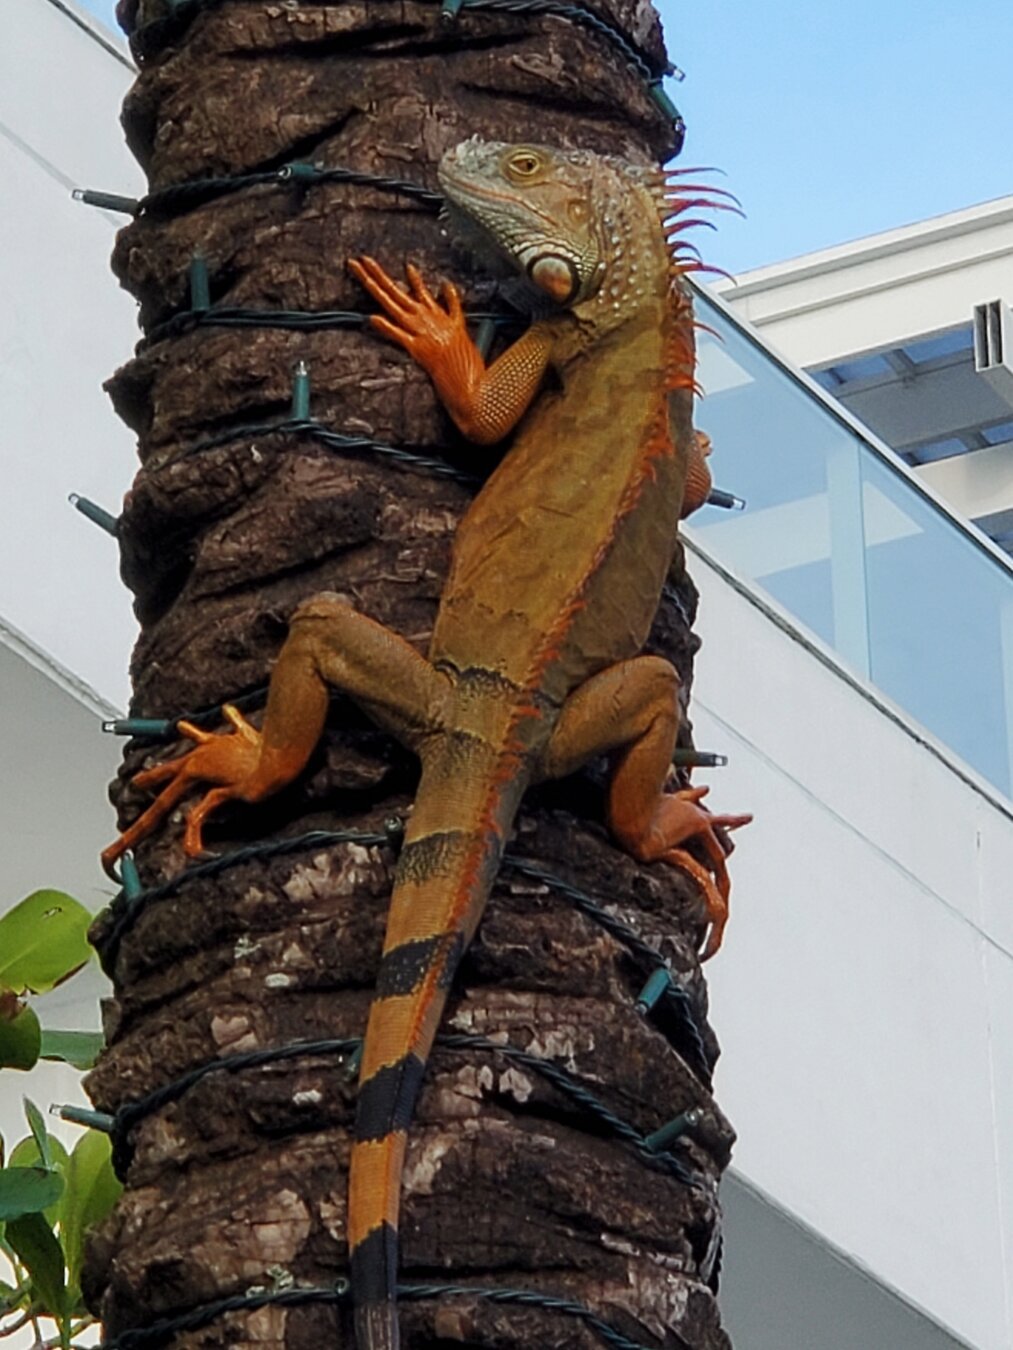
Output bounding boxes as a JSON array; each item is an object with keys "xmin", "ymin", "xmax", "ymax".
[{"xmin": 102, "ymin": 139, "xmax": 750, "ymax": 1350}]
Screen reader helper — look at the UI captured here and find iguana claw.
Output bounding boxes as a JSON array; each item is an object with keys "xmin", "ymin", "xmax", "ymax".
[
  {"xmin": 652, "ymin": 787, "xmax": 751, "ymax": 960},
  {"xmin": 100, "ymin": 704, "xmax": 264, "ymax": 880},
  {"xmin": 348, "ymin": 255, "xmax": 467, "ymax": 370}
]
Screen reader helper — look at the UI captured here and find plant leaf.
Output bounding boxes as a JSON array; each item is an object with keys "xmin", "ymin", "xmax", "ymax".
[
  {"xmin": 0, "ymin": 1002, "xmax": 41, "ymax": 1071},
  {"xmin": 8, "ymin": 1135, "xmax": 70, "ymax": 1176},
  {"xmin": 0, "ymin": 1275, "xmax": 26, "ymax": 1314},
  {"xmin": 0, "ymin": 1168, "xmax": 64, "ymax": 1222},
  {"xmin": 5, "ymin": 1212, "xmax": 66, "ymax": 1318},
  {"xmin": 39, "ymin": 1030, "xmax": 104, "ymax": 1071},
  {"xmin": 23, "ymin": 1100, "xmax": 51, "ymax": 1169},
  {"xmin": 0, "ymin": 892, "xmax": 94, "ymax": 995},
  {"xmin": 8, "ymin": 1133, "xmax": 69, "ymax": 1227},
  {"xmin": 61, "ymin": 1131, "xmax": 122, "ymax": 1295}
]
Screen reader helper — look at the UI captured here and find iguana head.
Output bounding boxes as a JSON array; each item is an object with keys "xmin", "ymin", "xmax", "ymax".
[
  {"xmin": 439, "ymin": 139, "xmax": 616, "ymax": 307},
  {"xmin": 442, "ymin": 138, "xmax": 703, "ymax": 317}
]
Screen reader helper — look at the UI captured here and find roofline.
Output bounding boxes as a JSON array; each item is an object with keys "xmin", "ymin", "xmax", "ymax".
[
  {"xmin": 0, "ymin": 614, "xmax": 121, "ymax": 720},
  {"xmin": 718, "ymin": 193, "xmax": 1013, "ymax": 300},
  {"xmin": 44, "ymin": 0, "xmax": 135, "ymax": 71}
]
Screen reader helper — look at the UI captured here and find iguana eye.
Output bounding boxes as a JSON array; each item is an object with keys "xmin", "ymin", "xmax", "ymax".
[{"xmin": 506, "ymin": 150, "xmax": 542, "ymax": 179}]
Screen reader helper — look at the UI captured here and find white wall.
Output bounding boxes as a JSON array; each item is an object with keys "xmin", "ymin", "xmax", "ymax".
[
  {"xmin": 685, "ymin": 534, "xmax": 1013, "ymax": 1350},
  {"xmin": 0, "ymin": 625, "xmax": 120, "ymax": 1247},
  {"xmin": 1, "ymin": 0, "xmax": 142, "ymax": 710}
]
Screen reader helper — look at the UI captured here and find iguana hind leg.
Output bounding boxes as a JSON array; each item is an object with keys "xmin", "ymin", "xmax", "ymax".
[
  {"xmin": 102, "ymin": 593, "xmax": 449, "ymax": 877},
  {"xmin": 539, "ymin": 655, "xmax": 751, "ymax": 958}
]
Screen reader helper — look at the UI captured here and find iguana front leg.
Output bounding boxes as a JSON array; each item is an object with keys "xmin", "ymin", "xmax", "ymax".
[
  {"xmin": 102, "ymin": 595, "xmax": 449, "ymax": 877},
  {"xmin": 539, "ymin": 655, "xmax": 752, "ymax": 959},
  {"xmin": 349, "ymin": 256, "xmax": 555, "ymax": 444}
]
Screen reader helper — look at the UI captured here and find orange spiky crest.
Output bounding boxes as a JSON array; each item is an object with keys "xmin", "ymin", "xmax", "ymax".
[
  {"xmin": 635, "ymin": 164, "xmax": 739, "ymax": 398},
  {"xmin": 640, "ymin": 163, "xmax": 739, "ymax": 285}
]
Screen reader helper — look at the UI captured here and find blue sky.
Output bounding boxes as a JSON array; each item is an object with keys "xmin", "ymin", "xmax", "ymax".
[{"xmin": 76, "ymin": 0, "xmax": 1013, "ymax": 273}]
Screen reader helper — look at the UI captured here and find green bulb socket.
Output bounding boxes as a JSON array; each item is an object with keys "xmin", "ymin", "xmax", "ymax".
[
  {"xmin": 645, "ymin": 1108, "xmax": 704, "ymax": 1154},
  {"xmin": 441, "ymin": 0, "xmax": 465, "ymax": 20},
  {"xmin": 291, "ymin": 361, "xmax": 312, "ymax": 420},
  {"xmin": 120, "ymin": 854, "xmax": 143, "ymax": 901},
  {"xmin": 72, "ymin": 188, "xmax": 140, "ymax": 215},
  {"xmin": 189, "ymin": 254, "xmax": 211, "ymax": 313},
  {"xmin": 280, "ymin": 161, "xmax": 322, "ymax": 183},
  {"xmin": 635, "ymin": 967, "xmax": 672, "ymax": 1014},
  {"xmin": 474, "ymin": 317, "xmax": 497, "ymax": 360},
  {"xmin": 648, "ymin": 80, "xmax": 680, "ymax": 123},
  {"xmin": 52, "ymin": 1104, "xmax": 115, "ymax": 1133},
  {"xmin": 343, "ymin": 1042, "xmax": 364, "ymax": 1081},
  {"xmin": 102, "ymin": 717, "xmax": 176, "ymax": 738},
  {"xmin": 68, "ymin": 493, "xmax": 119, "ymax": 536},
  {"xmin": 707, "ymin": 489, "xmax": 746, "ymax": 511},
  {"xmin": 672, "ymin": 749, "xmax": 728, "ymax": 768}
]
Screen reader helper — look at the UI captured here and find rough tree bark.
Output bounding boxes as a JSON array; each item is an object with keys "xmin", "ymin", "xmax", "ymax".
[{"xmin": 84, "ymin": 1, "xmax": 736, "ymax": 1346}]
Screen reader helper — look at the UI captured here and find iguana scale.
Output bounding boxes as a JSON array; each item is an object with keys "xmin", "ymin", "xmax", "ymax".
[{"xmin": 103, "ymin": 137, "xmax": 750, "ymax": 1350}]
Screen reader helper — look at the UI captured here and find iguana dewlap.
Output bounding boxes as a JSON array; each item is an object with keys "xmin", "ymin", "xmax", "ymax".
[{"xmin": 102, "ymin": 138, "xmax": 750, "ymax": 1350}]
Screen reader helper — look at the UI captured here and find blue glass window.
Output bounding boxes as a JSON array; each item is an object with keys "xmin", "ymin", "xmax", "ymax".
[
  {"xmin": 982, "ymin": 420, "xmax": 1013, "ymax": 446},
  {"xmin": 826, "ymin": 353, "xmax": 893, "ymax": 384},
  {"xmin": 901, "ymin": 327, "xmax": 974, "ymax": 365},
  {"xmin": 906, "ymin": 436, "xmax": 970, "ymax": 464}
]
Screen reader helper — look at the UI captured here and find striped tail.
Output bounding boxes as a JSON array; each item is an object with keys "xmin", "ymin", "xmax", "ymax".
[{"xmin": 348, "ymin": 744, "xmax": 527, "ymax": 1349}]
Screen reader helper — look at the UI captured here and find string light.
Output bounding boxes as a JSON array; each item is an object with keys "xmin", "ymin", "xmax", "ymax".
[
  {"xmin": 188, "ymin": 253, "xmax": 210, "ymax": 313},
  {"xmin": 68, "ymin": 493, "xmax": 119, "ymax": 536},
  {"xmin": 644, "ymin": 1107, "xmax": 705, "ymax": 1153},
  {"xmin": 707, "ymin": 488, "xmax": 746, "ymax": 510},
  {"xmin": 672, "ymin": 749, "xmax": 728, "ymax": 768},
  {"xmin": 290, "ymin": 359, "xmax": 311, "ymax": 420}
]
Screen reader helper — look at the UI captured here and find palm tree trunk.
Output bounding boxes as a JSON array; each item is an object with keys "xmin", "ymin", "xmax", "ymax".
[{"xmin": 84, "ymin": 2, "xmax": 735, "ymax": 1346}]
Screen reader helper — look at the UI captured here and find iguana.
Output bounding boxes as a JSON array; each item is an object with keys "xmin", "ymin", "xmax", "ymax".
[{"xmin": 102, "ymin": 137, "xmax": 750, "ymax": 1350}]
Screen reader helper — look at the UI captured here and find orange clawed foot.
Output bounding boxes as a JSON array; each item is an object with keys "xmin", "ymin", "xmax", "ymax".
[
  {"xmin": 101, "ymin": 704, "xmax": 265, "ymax": 880},
  {"xmin": 348, "ymin": 255, "xmax": 468, "ymax": 376},
  {"xmin": 622, "ymin": 785, "xmax": 751, "ymax": 961},
  {"xmin": 660, "ymin": 787, "xmax": 752, "ymax": 960}
]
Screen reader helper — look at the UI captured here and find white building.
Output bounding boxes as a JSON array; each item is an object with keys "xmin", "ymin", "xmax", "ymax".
[
  {"xmin": 716, "ymin": 200, "xmax": 1013, "ymax": 555},
  {"xmin": 2, "ymin": 3, "xmax": 1011, "ymax": 1348}
]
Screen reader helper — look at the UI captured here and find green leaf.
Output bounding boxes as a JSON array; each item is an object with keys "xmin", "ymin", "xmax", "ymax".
[
  {"xmin": 23, "ymin": 1099, "xmax": 51, "ymax": 1169},
  {"xmin": 0, "ymin": 1001, "xmax": 41, "ymax": 1070},
  {"xmin": 8, "ymin": 1134, "xmax": 70, "ymax": 1176},
  {"xmin": 0, "ymin": 1168, "xmax": 64, "ymax": 1222},
  {"xmin": 8, "ymin": 1133, "xmax": 69, "ymax": 1228},
  {"xmin": 39, "ymin": 1030, "xmax": 104, "ymax": 1070},
  {"xmin": 5, "ymin": 1212, "xmax": 66, "ymax": 1318},
  {"xmin": 0, "ymin": 891, "xmax": 94, "ymax": 995},
  {"xmin": 61, "ymin": 1131, "xmax": 122, "ymax": 1295},
  {"xmin": 0, "ymin": 1276, "xmax": 26, "ymax": 1314}
]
